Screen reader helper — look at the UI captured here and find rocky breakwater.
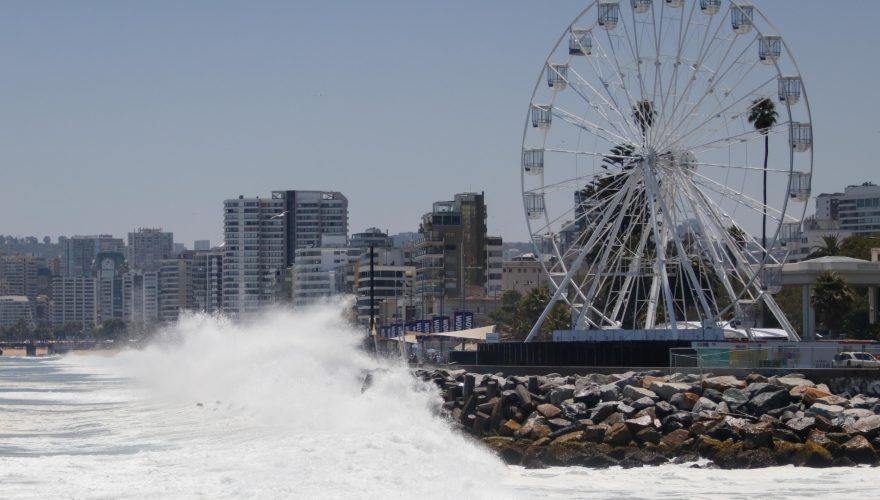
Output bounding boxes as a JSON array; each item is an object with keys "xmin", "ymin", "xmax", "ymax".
[{"xmin": 414, "ymin": 369, "xmax": 880, "ymax": 469}]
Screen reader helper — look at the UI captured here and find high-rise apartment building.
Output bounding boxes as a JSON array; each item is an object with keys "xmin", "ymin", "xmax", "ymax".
[
  {"xmin": 814, "ymin": 182, "xmax": 880, "ymax": 234},
  {"xmin": 354, "ymin": 246, "xmax": 415, "ymax": 327},
  {"xmin": 486, "ymin": 236, "xmax": 504, "ymax": 297},
  {"xmin": 94, "ymin": 251, "xmax": 127, "ymax": 323},
  {"xmin": 194, "ymin": 240, "xmax": 211, "ymax": 251},
  {"xmin": 414, "ymin": 192, "xmax": 488, "ymax": 314},
  {"xmin": 0, "ymin": 296, "xmax": 35, "ymax": 329},
  {"xmin": 123, "ymin": 271, "xmax": 160, "ymax": 327},
  {"xmin": 127, "ymin": 228, "xmax": 173, "ymax": 272},
  {"xmin": 0, "ymin": 254, "xmax": 43, "ymax": 299},
  {"xmin": 222, "ymin": 195, "xmax": 287, "ymax": 318},
  {"xmin": 290, "ymin": 235, "xmax": 360, "ymax": 307},
  {"xmin": 62, "ymin": 235, "xmax": 124, "ymax": 278},
  {"xmin": 271, "ymin": 190, "xmax": 349, "ymax": 266},
  {"xmin": 192, "ymin": 249, "xmax": 223, "ymax": 314},
  {"xmin": 50, "ymin": 276, "xmax": 98, "ymax": 330}
]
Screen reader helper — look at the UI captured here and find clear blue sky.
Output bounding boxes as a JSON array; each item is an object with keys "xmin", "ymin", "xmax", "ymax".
[{"xmin": 1, "ymin": 0, "xmax": 877, "ymax": 246}]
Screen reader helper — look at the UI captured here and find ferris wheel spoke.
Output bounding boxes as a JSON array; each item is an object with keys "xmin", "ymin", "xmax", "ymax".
[
  {"xmin": 551, "ymin": 106, "xmax": 634, "ymax": 146},
  {"xmin": 690, "ymin": 171, "xmax": 794, "ymax": 224},
  {"xmin": 654, "ymin": 5, "xmax": 731, "ymax": 149},
  {"xmin": 595, "ymin": 23, "xmax": 650, "ymax": 143},
  {"xmin": 658, "ymin": 36, "xmax": 761, "ymax": 149},
  {"xmin": 570, "ymin": 49, "xmax": 643, "ymax": 142},
  {"xmin": 653, "ymin": 0, "xmax": 699, "ymax": 148},
  {"xmin": 695, "ymin": 161, "xmax": 791, "ymax": 174},
  {"xmin": 564, "ymin": 67, "xmax": 641, "ymax": 142},
  {"xmin": 688, "ymin": 120, "xmax": 789, "ymax": 154}
]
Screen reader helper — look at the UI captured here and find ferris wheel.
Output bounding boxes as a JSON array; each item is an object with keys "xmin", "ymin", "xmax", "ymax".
[{"xmin": 521, "ymin": 0, "xmax": 812, "ymax": 341}]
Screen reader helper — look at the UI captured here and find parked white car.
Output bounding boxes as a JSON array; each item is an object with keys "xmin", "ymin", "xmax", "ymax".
[{"xmin": 832, "ymin": 352, "xmax": 880, "ymax": 368}]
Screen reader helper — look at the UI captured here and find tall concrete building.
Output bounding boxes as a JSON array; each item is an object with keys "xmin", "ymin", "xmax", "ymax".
[
  {"xmin": 192, "ymin": 249, "xmax": 223, "ymax": 314},
  {"xmin": 127, "ymin": 228, "xmax": 173, "ymax": 272},
  {"xmin": 222, "ymin": 195, "xmax": 287, "ymax": 318},
  {"xmin": 414, "ymin": 192, "xmax": 488, "ymax": 315},
  {"xmin": 159, "ymin": 249, "xmax": 223, "ymax": 323},
  {"xmin": 0, "ymin": 254, "xmax": 44, "ymax": 299},
  {"xmin": 290, "ymin": 235, "xmax": 360, "ymax": 307},
  {"xmin": 486, "ymin": 236, "xmax": 504, "ymax": 297},
  {"xmin": 193, "ymin": 240, "xmax": 211, "ymax": 251},
  {"xmin": 271, "ymin": 190, "xmax": 349, "ymax": 266},
  {"xmin": 123, "ymin": 271, "xmax": 160, "ymax": 327},
  {"xmin": 94, "ymin": 251, "xmax": 127, "ymax": 324},
  {"xmin": 815, "ymin": 182, "xmax": 880, "ymax": 234},
  {"xmin": 62, "ymin": 235, "xmax": 124, "ymax": 278},
  {"xmin": 354, "ymin": 246, "xmax": 415, "ymax": 327},
  {"xmin": 50, "ymin": 276, "xmax": 98, "ymax": 330}
]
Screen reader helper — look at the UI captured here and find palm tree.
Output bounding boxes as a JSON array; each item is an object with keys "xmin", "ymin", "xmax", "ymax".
[
  {"xmin": 811, "ymin": 271, "xmax": 856, "ymax": 337},
  {"xmin": 746, "ymin": 97, "xmax": 778, "ymax": 259},
  {"xmin": 632, "ymin": 100, "xmax": 656, "ymax": 139},
  {"xmin": 807, "ymin": 234, "xmax": 843, "ymax": 259}
]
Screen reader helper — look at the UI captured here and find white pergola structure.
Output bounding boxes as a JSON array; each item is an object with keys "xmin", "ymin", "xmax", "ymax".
[{"xmin": 763, "ymin": 255, "xmax": 880, "ymax": 340}]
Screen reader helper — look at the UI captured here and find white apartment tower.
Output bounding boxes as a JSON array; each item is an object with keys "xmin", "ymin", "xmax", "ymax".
[{"xmin": 222, "ymin": 195, "xmax": 287, "ymax": 318}]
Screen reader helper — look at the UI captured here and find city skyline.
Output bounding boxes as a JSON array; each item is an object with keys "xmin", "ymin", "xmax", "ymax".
[{"xmin": 2, "ymin": 1, "xmax": 879, "ymax": 245}]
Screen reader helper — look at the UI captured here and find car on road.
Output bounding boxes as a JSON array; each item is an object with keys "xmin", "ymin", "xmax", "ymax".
[{"xmin": 832, "ymin": 352, "xmax": 880, "ymax": 368}]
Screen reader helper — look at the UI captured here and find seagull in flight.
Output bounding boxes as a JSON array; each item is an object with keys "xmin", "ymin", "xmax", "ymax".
[{"xmin": 270, "ymin": 211, "xmax": 289, "ymax": 219}]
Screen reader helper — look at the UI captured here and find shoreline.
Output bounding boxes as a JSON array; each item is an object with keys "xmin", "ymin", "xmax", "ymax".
[{"xmin": 414, "ymin": 368, "xmax": 880, "ymax": 469}]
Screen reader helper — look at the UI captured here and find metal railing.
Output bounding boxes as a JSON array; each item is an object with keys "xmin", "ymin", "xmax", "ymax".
[{"xmin": 670, "ymin": 344, "xmax": 880, "ymax": 370}]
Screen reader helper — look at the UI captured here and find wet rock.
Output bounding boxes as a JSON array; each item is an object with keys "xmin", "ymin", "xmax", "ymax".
[
  {"xmin": 661, "ymin": 429, "xmax": 693, "ymax": 450},
  {"xmin": 634, "ymin": 428, "xmax": 662, "ymax": 445},
  {"xmin": 843, "ymin": 408, "xmax": 875, "ymax": 420},
  {"xmin": 745, "ymin": 374, "xmax": 768, "ymax": 385},
  {"xmin": 841, "ymin": 435, "xmax": 877, "ymax": 464},
  {"xmin": 599, "ymin": 384, "xmax": 620, "ymax": 402},
  {"xmin": 641, "ymin": 375, "xmax": 668, "ymax": 389},
  {"xmin": 483, "ymin": 437, "xmax": 526, "ymax": 464},
  {"xmin": 795, "ymin": 440, "xmax": 834, "ymax": 467},
  {"xmin": 537, "ymin": 403, "xmax": 562, "ymax": 419},
  {"xmin": 530, "ymin": 424, "xmax": 552, "ymax": 440},
  {"xmin": 814, "ymin": 395, "xmax": 850, "ymax": 408},
  {"xmin": 693, "ymin": 397, "xmax": 718, "ymax": 414},
  {"xmin": 499, "ymin": 419, "xmax": 521, "ymax": 437},
  {"xmin": 573, "ymin": 387, "xmax": 601, "ymax": 407},
  {"xmin": 671, "ymin": 392, "xmax": 699, "ymax": 411},
  {"xmin": 703, "ymin": 376, "xmax": 746, "ymax": 392},
  {"xmin": 802, "ymin": 387, "xmax": 833, "ymax": 406},
  {"xmin": 589, "ymin": 402, "xmax": 619, "ymax": 423},
  {"xmin": 561, "ymin": 401, "xmax": 589, "ymax": 421},
  {"xmin": 547, "ymin": 418, "xmax": 574, "ymax": 431},
  {"xmin": 775, "ymin": 377, "xmax": 815, "ymax": 391},
  {"xmin": 809, "ymin": 403, "xmax": 845, "ymax": 420},
  {"xmin": 624, "ymin": 414, "xmax": 654, "ymax": 433},
  {"xmin": 721, "ymin": 388, "xmax": 750, "ymax": 411},
  {"xmin": 745, "ymin": 382, "xmax": 784, "ymax": 400},
  {"xmin": 631, "ymin": 397, "xmax": 656, "ymax": 411},
  {"xmin": 550, "ymin": 431, "xmax": 584, "ymax": 445},
  {"xmin": 771, "ymin": 427, "xmax": 802, "ymax": 443},
  {"xmin": 701, "ymin": 388, "xmax": 724, "ymax": 403},
  {"xmin": 622, "ymin": 385, "xmax": 659, "ymax": 402},
  {"xmin": 616, "ymin": 402, "xmax": 636, "ymax": 417},
  {"xmin": 662, "ymin": 412, "xmax": 694, "ymax": 434},
  {"xmin": 548, "ymin": 385, "xmax": 575, "ymax": 406},
  {"xmin": 784, "ymin": 416, "xmax": 815, "ymax": 435},
  {"xmin": 851, "ymin": 395, "xmax": 879, "ymax": 409},
  {"xmin": 582, "ymin": 424, "xmax": 608, "ymax": 443},
  {"xmin": 602, "ymin": 412, "xmax": 625, "ymax": 426},
  {"xmin": 654, "ymin": 400, "xmax": 676, "ymax": 418},
  {"xmin": 853, "ymin": 414, "xmax": 880, "ymax": 438},
  {"xmin": 604, "ymin": 422, "xmax": 632, "ymax": 447},
  {"xmin": 746, "ymin": 390, "xmax": 790, "ymax": 416},
  {"xmin": 649, "ymin": 381, "xmax": 692, "ymax": 401}
]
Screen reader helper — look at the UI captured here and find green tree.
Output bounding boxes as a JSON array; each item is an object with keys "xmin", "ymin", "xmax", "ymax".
[
  {"xmin": 811, "ymin": 271, "xmax": 856, "ymax": 337},
  {"xmin": 489, "ymin": 290, "xmax": 523, "ymax": 335},
  {"xmin": 839, "ymin": 234, "xmax": 880, "ymax": 260},
  {"xmin": 808, "ymin": 234, "xmax": 843, "ymax": 259},
  {"xmin": 507, "ymin": 286, "xmax": 570, "ymax": 341},
  {"xmin": 746, "ymin": 97, "xmax": 778, "ymax": 258}
]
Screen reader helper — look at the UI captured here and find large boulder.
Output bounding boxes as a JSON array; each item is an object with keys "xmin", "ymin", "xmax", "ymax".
[
  {"xmin": 703, "ymin": 376, "xmax": 746, "ymax": 392},
  {"xmin": 746, "ymin": 390, "xmax": 790, "ymax": 416},
  {"xmin": 548, "ymin": 385, "xmax": 576, "ymax": 406},
  {"xmin": 537, "ymin": 403, "xmax": 563, "ymax": 419},
  {"xmin": 622, "ymin": 385, "xmax": 659, "ymax": 402},
  {"xmin": 814, "ymin": 395, "xmax": 850, "ymax": 408},
  {"xmin": 693, "ymin": 397, "xmax": 718, "ymax": 414},
  {"xmin": 745, "ymin": 382, "xmax": 784, "ymax": 400},
  {"xmin": 573, "ymin": 386, "xmax": 601, "ymax": 406},
  {"xmin": 843, "ymin": 408, "xmax": 875, "ymax": 419},
  {"xmin": 784, "ymin": 416, "xmax": 816, "ymax": 435},
  {"xmin": 604, "ymin": 422, "xmax": 632, "ymax": 447},
  {"xmin": 649, "ymin": 381, "xmax": 692, "ymax": 402},
  {"xmin": 624, "ymin": 414, "xmax": 654, "ymax": 433},
  {"xmin": 589, "ymin": 402, "xmax": 619, "ymax": 423},
  {"xmin": 775, "ymin": 377, "xmax": 816, "ymax": 391},
  {"xmin": 599, "ymin": 384, "xmax": 620, "ymax": 402},
  {"xmin": 660, "ymin": 428, "xmax": 693, "ymax": 450},
  {"xmin": 631, "ymin": 397, "xmax": 657, "ymax": 411},
  {"xmin": 722, "ymin": 388, "xmax": 750, "ymax": 411},
  {"xmin": 671, "ymin": 392, "xmax": 699, "ymax": 411},
  {"xmin": 802, "ymin": 387, "xmax": 833, "ymax": 406},
  {"xmin": 853, "ymin": 415, "xmax": 880, "ymax": 438},
  {"xmin": 582, "ymin": 424, "xmax": 608, "ymax": 443},
  {"xmin": 851, "ymin": 395, "xmax": 880, "ymax": 409},
  {"xmin": 809, "ymin": 403, "xmax": 846, "ymax": 420},
  {"xmin": 841, "ymin": 435, "xmax": 877, "ymax": 464}
]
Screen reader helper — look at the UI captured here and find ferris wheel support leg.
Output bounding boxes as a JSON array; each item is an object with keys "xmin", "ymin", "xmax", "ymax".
[{"xmin": 760, "ymin": 292, "xmax": 801, "ymax": 342}]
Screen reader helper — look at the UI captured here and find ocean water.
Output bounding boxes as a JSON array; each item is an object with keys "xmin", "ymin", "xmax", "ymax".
[{"xmin": 0, "ymin": 305, "xmax": 876, "ymax": 499}]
